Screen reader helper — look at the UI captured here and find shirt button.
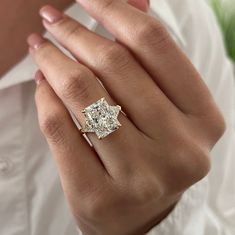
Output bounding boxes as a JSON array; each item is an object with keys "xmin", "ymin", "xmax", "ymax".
[{"xmin": 0, "ymin": 158, "xmax": 12, "ymax": 175}]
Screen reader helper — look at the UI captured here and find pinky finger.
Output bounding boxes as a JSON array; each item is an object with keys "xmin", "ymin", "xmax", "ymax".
[{"xmin": 34, "ymin": 71, "xmax": 107, "ymax": 207}]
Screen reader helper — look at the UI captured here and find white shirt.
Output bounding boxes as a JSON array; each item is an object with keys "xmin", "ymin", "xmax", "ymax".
[{"xmin": 0, "ymin": 1, "xmax": 234, "ymax": 234}]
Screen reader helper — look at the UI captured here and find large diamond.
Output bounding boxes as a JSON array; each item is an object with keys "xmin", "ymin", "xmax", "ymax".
[{"xmin": 81, "ymin": 98, "xmax": 122, "ymax": 139}]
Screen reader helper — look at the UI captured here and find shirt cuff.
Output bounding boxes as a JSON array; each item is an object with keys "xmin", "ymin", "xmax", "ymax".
[{"xmin": 145, "ymin": 179, "xmax": 207, "ymax": 235}]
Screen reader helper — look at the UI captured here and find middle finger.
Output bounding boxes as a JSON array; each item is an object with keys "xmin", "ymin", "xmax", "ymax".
[
  {"xmin": 27, "ymin": 35, "xmax": 143, "ymax": 175},
  {"xmin": 39, "ymin": 5, "xmax": 180, "ymax": 137}
]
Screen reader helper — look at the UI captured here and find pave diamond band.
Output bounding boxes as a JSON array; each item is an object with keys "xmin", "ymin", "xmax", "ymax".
[{"xmin": 81, "ymin": 98, "xmax": 122, "ymax": 139}]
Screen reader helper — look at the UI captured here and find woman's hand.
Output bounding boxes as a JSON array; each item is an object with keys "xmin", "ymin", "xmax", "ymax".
[{"xmin": 27, "ymin": 1, "xmax": 226, "ymax": 235}]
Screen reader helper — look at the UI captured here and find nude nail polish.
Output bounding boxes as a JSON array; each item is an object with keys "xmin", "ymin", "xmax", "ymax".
[
  {"xmin": 35, "ymin": 70, "xmax": 45, "ymax": 85},
  {"xmin": 40, "ymin": 5, "xmax": 63, "ymax": 24},
  {"xmin": 27, "ymin": 33, "xmax": 45, "ymax": 50}
]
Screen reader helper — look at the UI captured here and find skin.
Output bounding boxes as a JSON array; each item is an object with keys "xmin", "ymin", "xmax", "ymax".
[
  {"xmin": 1, "ymin": 0, "xmax": 226, "ymax": 234},
  {"xmin": 0, "ymin": 0, "xmax": 73, "ymax": 77},
  {"xmin": 0, "ymin": 0, "xmax": 146, "ymax": 77}
]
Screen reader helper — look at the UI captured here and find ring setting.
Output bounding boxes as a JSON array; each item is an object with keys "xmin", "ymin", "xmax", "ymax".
[{"xmin": 81, "ymin": 97, "xmax": 122, "ymax": 139}]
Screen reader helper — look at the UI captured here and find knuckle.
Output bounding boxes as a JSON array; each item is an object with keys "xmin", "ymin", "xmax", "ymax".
[
  {"xmin": 61, "ymin": 68, "xmax": 92, "ymax": 102},
  {"xmin": 177, "ymin": 142, "xmax": 211, "ymax": 185},
  {"xmin": 215, "ymin": 116, "xmax": 226, "ymax": 139},
  {"xmin": 198, "ymin": 107, "xmax": 227, "ymax": 147},
  {"xmin": 163, "ymin": 135, "xmax": 212, "ymax": 194},
  {"xmin": 119, "ymin": 166, "xmax": 163, "ymax": 205},
  {"xmin": 189, "ymin": 148, "xmax": 211, "ymax": 182},
  {"xmin": 208, "ymin": 110, "xmax": 226, "ymax": 142},
  {"xmin": 59, "ymin": 18, "xmax": 84, "ymax": 40},
  {"xmin": 39, "ymin": 109, "xmax": 66, "ymax": 143},
  {"xmin": 132, "ymin": 176, "xmax": 163, "ymax": 204},
  {"xmin": 36, "ymin": 42, "xmax": 54, "ymax": 61},
  {"xmin": 81, "ymin": 195, "xmax": 108, "ymax": 220},
  {"xmin": 97, "ymin": 44, "xmax": 130, "ymax": 70},
  {"xmin": 135, "ymin": 19, "xmax": 170, "ymax": 51}
]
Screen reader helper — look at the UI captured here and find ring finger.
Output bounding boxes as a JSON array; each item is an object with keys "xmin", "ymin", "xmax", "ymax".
[
  {"xmin": 39, "ymin": 5, "xmax": 180, "ymax": 137},
  {"xmin": 27, "ymin": 34, "xmax": 143, "ymax": 175}
]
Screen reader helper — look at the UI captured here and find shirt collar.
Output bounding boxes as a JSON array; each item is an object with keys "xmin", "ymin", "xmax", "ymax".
[{"xmin": 0, "ymin": 1, "xmax": 185, "ymax": 90}]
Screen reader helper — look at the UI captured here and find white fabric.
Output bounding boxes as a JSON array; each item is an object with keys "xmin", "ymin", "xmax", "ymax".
[{"xmin": 0, "ymin": 0, "xmax": 234, "ymax": 234}]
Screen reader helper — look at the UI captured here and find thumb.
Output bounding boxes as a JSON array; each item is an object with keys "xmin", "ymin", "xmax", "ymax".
[{"xmin": 127, "ymin": 0, "xmax": 150, "ymax": 12}]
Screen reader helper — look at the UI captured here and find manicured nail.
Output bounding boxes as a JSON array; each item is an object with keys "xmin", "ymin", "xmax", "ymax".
[
  {"xmin": 40, "ymin": 5, "xmax": 63, "ymax": 24},
  {"xmin": 27, "ymin": 33, "xmax": 45, "ymax": 50},
  {"xmin": 35, "ymin": 70, "xmax": 45, "ymax": 85}
]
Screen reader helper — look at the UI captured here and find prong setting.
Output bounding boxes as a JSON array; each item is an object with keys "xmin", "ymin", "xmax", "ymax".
[{"xmin": 81, "ymin": 98, "xmax": 122, "ymax": 139}]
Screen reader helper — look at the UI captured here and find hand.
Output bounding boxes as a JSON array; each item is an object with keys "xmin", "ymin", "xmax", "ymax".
[{"xmin": 28, "ymin": 1, "xmax": 225, "ymax": 235}]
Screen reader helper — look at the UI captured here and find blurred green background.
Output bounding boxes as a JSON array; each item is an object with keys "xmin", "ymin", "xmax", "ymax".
[{"xmin": 209, "ymin": 0, "xmax": 235, "ymax": 62}]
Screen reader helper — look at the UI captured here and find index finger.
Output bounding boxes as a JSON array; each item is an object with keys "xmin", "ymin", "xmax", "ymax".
[{"xmin": 76, "ymin": 0, "xmax": 217, "ymax": 116}]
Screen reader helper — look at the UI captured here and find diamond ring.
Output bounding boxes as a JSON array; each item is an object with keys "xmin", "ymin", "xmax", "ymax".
[{"xmin": 81, "ymin": 98, "xmax": 122, "ymax": 139}]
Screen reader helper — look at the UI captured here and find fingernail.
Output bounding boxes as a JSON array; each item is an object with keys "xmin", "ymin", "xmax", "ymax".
[
  {"xmin": 27, "ymin": 33, "xmax": 45, "ymax": 50},
  {"xmin": 40, "ymin": 5, "xmax": 63, "ymax": 24},
  {"xmin": 35, "ymin": 70, "xmax": 45, "ymax": 85}
]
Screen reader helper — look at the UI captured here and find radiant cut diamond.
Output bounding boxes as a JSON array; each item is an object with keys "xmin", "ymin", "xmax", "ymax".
[{"xmin": 81, "ymin": 98, "xmax": 122, "ymax": 139}]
